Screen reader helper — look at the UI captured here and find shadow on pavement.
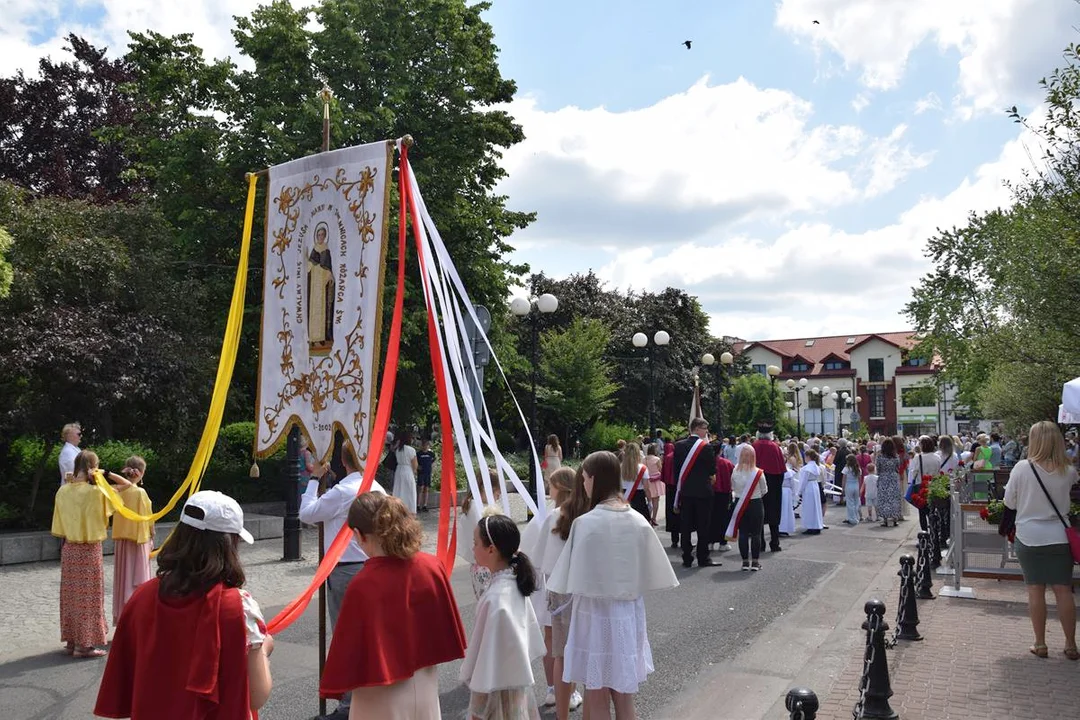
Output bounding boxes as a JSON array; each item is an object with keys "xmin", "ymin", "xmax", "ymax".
[{"xmin": 0, "ymin": 650, "xmax": 94, "ymax": 680}]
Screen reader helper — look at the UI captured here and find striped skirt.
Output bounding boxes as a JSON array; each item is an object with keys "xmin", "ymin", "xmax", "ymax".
[{"xmin": 60, "ymin": 541, "xmax": 107, "ymax": 648}]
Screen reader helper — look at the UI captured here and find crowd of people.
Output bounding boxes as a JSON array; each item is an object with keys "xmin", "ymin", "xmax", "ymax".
[{"xmin": 44, "ymin": 411, "xmax": 1076, "ymax": 719}]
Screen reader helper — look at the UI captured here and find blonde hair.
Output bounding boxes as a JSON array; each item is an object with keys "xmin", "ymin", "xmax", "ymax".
[
  {"xmin": 61, "ymin": 423, "xmax": 81, "ymax": 442},
  {"xmin": 620, "ymin": 442, "xmax": 643, "ymax": 480},
  {"xmin": 786, "ymin": 441, "xmax": 803, "ymax": 470},
  {"xmin": 547, "ymin": 466, "xmax": 575, "ymax": 506},
  {"xmin": 348, "ymin": 493, "xmax": 422, "ymax": 559},
  {"xmin": 68, "ymin": 450, "xmax": 100, "ymax": 483},
  {"xmin": 1026, "ymin": 421, "xmax": 1068, "ymax": 474},
  {"xmin": 736, "ymin": 444, "xmax": 757, "ymax": 472}
]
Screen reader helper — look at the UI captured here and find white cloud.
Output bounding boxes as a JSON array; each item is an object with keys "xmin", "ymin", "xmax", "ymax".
[
  {"xmin": 851, "ymin": 93, "xmax": 870, "ymax": 113},
  {"xmin": 914, "ymin": 92, "xmax": 942, "ymax": 115},
  {"xmin": 775, "ymin": 0, "xmax": 1079, "ymax": 116},
  {"xmin": 592, "ymin": 120, "xmax": 1039, "ymax": 340},
  {"xmin": 499, "ymin": 76, "xmax": 928, "ymax": 248}
]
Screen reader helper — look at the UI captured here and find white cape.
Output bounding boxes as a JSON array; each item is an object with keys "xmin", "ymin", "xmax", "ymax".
[
  {"xmin": 520, "ymin": 506, "xmax": 567, "ymax": 577},
  {"xmin": 459, "ymin": 571, "xmax": 545, "ymax": 692},
  {"xmin": 779, "ymin": 469, "xmax": 797, "ymax": 534},
  {"xmin": 547, "ymin": 504, "xmax": 678, "ymax": 600}
]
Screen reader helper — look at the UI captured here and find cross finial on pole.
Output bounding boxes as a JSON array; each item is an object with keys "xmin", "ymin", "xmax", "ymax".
[{"xmin": 319, "ymin": 80, "xmax": 333, "ymax": 152}]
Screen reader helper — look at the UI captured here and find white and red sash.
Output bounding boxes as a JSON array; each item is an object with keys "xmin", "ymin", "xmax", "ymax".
[
  {"xmin": 725, "ymin": 469, "xmax": 764, "ymax": 540},
  {"xmin": 623, "ymin": 464, "xmax": 648, "ymax": 501},
  {"xmin": 674, "ymin": 437, "xmax": 707, "ymax": 508}
]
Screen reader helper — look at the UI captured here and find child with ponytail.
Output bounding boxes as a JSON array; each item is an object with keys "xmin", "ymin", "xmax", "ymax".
[{"xmin": 460, "ymin": 514, "xmax": 545, "ymax": 720}]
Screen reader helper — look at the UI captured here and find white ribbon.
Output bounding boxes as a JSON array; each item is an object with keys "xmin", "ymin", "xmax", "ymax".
[{"xmin": 404, "ymin": 161, "xmax": 545, "ymax": 519}]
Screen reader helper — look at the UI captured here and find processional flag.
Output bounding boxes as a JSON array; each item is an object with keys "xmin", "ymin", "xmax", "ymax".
[
  {"xmin": 688, "ymin": 373, "xmax": 703, "ymax": 429},
  {"xmin": 254, "ymin": 142, "xmax": 394, "ymax": 462}
]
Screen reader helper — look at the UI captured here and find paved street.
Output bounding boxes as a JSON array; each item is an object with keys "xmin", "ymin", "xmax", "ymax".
[{"xmin": 0, "ymin": 498, "xmax": 923, "ymax": 720}]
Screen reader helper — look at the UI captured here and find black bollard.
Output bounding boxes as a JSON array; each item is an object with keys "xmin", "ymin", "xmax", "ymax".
[
  {"xmin": 895, "ymin": 554, "xmax": 922, "ymax": 641},
  {"xmin": 853, "ymin": 599, "xmax": 899, "ymax": 720},
  {"xmin": 785, "ymin": 687, "xmax": 819, "ymax": 720},
  {"xmin": 927, "ymin": 510, "xmax": 942, "ymax": 569},
  {"xmin": 915, "ymin": 531, "xmax": 935, "ymax": 599}
]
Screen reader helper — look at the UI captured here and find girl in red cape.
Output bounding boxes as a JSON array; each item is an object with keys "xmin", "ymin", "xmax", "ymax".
[
  {"xmin": 320, "ymin": 493, "xmax": 466, "ymax": 719},
  {"xmin": 95, "ymin": 490, "xmax": 273, "ymax": 719}
]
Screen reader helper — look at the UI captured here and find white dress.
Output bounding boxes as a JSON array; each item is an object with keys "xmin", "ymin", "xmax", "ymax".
[
  {"xmin": 798, "ymin": 462, "xmax": 825, "ymax": 531},
  {"xmin": 393, "ymin": 445, "xmax": 418, "ymax": 513},
  {"xmin": 779, "ymin": 468, "xmax": 797, "ymax": 534},
  {"xmin": 547, "ymin": 504, "xmax": 678, "ymax": 694},
  {"xmin": 519, "ymin": 505, "xmax": 566, "ymax": 628}
]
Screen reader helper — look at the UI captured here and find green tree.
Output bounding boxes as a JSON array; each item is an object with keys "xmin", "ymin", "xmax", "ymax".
[
  {"xmin": 538, "ymin": 318, "xmax": 619, "ymax": 442},
  {"xmin": 906, "ymin": 34, "xmax": 1080, "ymax": 430},
  {"xmin": 724, "ymin": 373, "xmax": 789, "ymax": 437},
  {"xmin": 0, "ymin": 225, "xmax": 12, "ymax": 298}
]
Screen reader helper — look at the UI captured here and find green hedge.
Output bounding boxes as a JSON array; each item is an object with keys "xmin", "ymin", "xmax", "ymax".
[{"xmin": 581, "ymin": 420, "xmax": 640, "ymax": 454}]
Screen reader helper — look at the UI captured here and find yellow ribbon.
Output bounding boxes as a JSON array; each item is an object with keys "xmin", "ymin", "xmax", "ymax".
[{"xmin": 93, "ymin": 173, "xmax": 259, "ymax": 554}]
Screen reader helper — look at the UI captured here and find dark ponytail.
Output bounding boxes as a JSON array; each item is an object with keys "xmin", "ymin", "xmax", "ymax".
[{"xmin": 478, "ymin": 514, "xmax": 537, "ymax": 597}]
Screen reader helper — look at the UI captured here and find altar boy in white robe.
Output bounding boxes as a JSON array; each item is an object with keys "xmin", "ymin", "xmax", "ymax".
[
  {"xmin": 461, "ymin": 514, "xmax": 545, "ymax": 720},
  {"xmin": 798, "ymin": 449, "xmax": 825, "ymax": 535},
  {"xmin": 779, "ymin": 465, "xmax": 798, "ymax": 536},
  {"xmin": 547, "ymin": 451, "xmax": 678, "ymax": 719}
]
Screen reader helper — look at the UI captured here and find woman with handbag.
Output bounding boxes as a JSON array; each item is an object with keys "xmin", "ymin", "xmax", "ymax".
[{"xmin": 1002, "ymin": 421, "xmax": 1079, "ymax": 660}]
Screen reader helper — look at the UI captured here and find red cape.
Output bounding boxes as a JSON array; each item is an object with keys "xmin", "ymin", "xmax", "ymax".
[
  {"xmin": 95, "ymin": 578, "xmax": 251, "ymax": 719},
  {"xmin": 320, "ymin": 552, "xmax": 466, "ymax": 697}
]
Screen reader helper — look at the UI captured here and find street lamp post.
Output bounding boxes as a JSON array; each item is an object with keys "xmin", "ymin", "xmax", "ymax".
[
  {"xmin": 785, "ymin": 377, "xmax": 808, "ymax": 439},
  {"xmin": 701, "ymin": 350, "xmax": 734, "ymax": 437},
  {"xmin": 831, "ymin": 391, "xmax": 851, "ymax": 434},
  {"xmin": 510, "ymin": 291, "xmax": 558, "ymax": 516},
  {"xmin": 812, "ymin": 385, "xmax": 831, "ymax": 435},
  {"xmin": 766, "ymin": 365, "xmax": 781, "ymax": 422},
  {"xmin": 633, "ymin": 330, "xmax": 671, "ymax": 439}
]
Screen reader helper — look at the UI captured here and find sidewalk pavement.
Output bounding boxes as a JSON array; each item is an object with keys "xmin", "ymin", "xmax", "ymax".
[{"xmin": 815, "ymin": 558, "xmax": 1079, "ymax": 719}]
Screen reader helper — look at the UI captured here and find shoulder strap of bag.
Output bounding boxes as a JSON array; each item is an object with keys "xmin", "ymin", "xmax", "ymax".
[{"xmin": 1029, "ymin": 463, "xmax": 1070, "ymax": 529}]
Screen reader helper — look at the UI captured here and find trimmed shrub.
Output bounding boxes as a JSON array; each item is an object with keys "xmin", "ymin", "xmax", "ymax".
[{"xmin": 581, "ymin": 421, "xmax": 639, "ymax": 454}]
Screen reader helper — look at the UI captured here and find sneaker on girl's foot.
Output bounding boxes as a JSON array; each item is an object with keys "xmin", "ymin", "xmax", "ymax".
[
  {"xmin": 569, "ymin": 690, "xmax": 583, "ymax": 710},
  {"xmin": 543, "ymin": 687, "xmax": 555, "ymax": 706}
]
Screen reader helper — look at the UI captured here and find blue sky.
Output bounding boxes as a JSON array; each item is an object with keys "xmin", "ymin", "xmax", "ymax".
[{"xmin": 2, "ymin": 0, "xmax": 1075, "ymax": 339}]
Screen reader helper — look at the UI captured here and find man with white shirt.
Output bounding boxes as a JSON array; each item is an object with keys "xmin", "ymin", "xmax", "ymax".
[
  {"xmin": 299, "ymin": 442, "xmax": 386, "ymax": 720},
  {"xmin": 58, "ymin": 423, "xmax": 82, "ymax": 484}
]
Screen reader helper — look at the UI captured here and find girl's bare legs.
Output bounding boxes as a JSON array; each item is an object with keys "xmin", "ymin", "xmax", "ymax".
[
  {"xmin": 554, "ymin": 656, "xmax": 571, "ymax": 720},
  {"xmin": 1027, "ymin": 584, "xmax": 1048, "ymax": 647},
  {"xmin": 649, "ymin": 497, "xmax": 659, "ymax": 525},
  {"xmin": 585, "ymin": 688, "xmax": 612, "ymax": 719},
  {"xmin": 611, "ymin": 691, "xmax": 637, "ymax": 720},
  {"xmin": 1051, "ymin": 584, "xmax": 1077, "ymax": 649},
  {"xmin": 542, "ymin": 627, "xmax": 554, "ymax": 691}
]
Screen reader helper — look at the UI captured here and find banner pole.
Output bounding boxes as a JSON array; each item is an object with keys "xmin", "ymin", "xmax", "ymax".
[{"xmin": 316, "ymin": 80, "xmax": 333, "ymax": 720}]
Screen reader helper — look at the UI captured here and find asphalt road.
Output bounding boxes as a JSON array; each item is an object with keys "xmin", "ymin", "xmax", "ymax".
[{"xmin": 259, "ymin": 542, "xmax": 833, "ymax": 720}]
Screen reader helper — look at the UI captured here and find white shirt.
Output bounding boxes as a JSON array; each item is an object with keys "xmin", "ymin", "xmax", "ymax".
[
  {"xmin": 299, "ymin": 471, "xmax": 386, "ymax": 563},
  {"xmin": 939, "ymin": 451, "xmax": 960, "ymax": 473},
  {"xmin": 909, "ymin": 452, "xmax": 942, "ymax": 484},
  {"xmin": 1003, "ymin": 460, "xmax": 1079, "ymax": 547},
  {"xmin": 730, "ymin": 467, "xmax": 767, "ymax": 499},
  {"xmin": 58, "ymin": 442, "xmax": 80, "ymax": 485}
]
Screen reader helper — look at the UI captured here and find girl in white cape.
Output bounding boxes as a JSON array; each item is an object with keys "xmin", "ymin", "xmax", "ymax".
[
  {"xmin": 798, "ymin": 449, "xmax": 825, "ymax": 534},
  {"xmin": 520, "ymin": 467, "xmax": 584, "ymax": 717},
  {"xmin": 460, "ymin": 468, "xmax": 503, "ymax": 600},
  {"xmin": 779, "ymin": 442, "xmax": 802, "ymax": 536},
  {"xmin": 461, "ymin": 514, "xmax": 545, "ymax": 720},
  {"xmin": 547, "ymin": 450, "xmax": 679, "ymax": 719}
]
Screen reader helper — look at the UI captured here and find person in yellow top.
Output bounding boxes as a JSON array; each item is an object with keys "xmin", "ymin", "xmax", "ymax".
[
  {"xmin": 111, "ymin": 456, "xmax": 154, "ymax": 625},
  {"xmin": 52, "ymin": 450, "xmax": 130, "ymax": 658}
]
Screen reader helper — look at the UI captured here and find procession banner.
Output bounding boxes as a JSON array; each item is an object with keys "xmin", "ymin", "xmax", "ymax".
[{"xmin": 255, "ymin": 142, "xmax": 393, "ymax": 463}]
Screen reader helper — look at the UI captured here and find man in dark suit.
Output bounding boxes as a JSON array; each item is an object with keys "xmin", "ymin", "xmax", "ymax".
[{"xmin": 672, "ymin": 418, "xmax": 718, "ymax": 568}]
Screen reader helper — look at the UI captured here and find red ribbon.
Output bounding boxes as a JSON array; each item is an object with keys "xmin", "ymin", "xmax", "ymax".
[
  {"xmin": 264, "ymin": 143, "xmax": 411, "ymax": 636},
  {"xmin": 403, "ymin": 170, "xmax": 458, "ymax": 572}
]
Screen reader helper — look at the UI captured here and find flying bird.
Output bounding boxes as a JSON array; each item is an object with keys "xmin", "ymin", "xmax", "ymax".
[
  {"xmin": 812, "ymin": 20, "xmax": 820, "ymax": 24},
  {"xmin": 683, "ymin": 40, "xmax": 692, "ymax": 49}
]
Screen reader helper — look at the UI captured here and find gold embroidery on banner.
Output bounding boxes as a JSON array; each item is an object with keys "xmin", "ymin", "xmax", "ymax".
[{"xmin": 261, "ymin": 165, "xmax": 382, "ymax": 453}]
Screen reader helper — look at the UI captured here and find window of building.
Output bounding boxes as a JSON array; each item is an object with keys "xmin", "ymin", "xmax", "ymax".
[
  {"xmin": 901, "ymin": 386, "xmax": 937, "ymax": 408},
  {"xmin": 791, "ymin": 361, "xmax": 810, "ymax": 372},
  {"xmin": 804, "ymin": 340, "xmax": 815, "ymax": 347},
  {"xmin": 808, "ymin": 392, "xmax": 823, "ymax": 409},
  {"xmin": 784, "ymin": 392, "xmax": 795, "ymax": 405},
  {"xmin": 868, "ymin": 387, "xmax": 886, "ymax": 418},
  {"xmin": 903, "ymin": 356, "xmax": 929, "ymax": 367},
  {"xmin": 752, "ymin": 364, "xmax": 766, "ymax": 376},
  {"xmin": 823, "ymin": 360, "xmax": 846, "ymax": 370},
  {"xmin": 845, "ymin": 337, "xmax": 856, "ymax": 344},
  {"xmin": 868, "ymin": 358, "xmax": 885, "ymax": 382}
]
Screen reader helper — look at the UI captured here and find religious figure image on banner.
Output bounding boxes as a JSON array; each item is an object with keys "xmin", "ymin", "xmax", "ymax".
[
  {"xmin": 307, "ymin": 221, "xmax": 335, "ymax": 351},
  {"xmin": 255, "ymin": 141, "xmax": 393, "ymax": 463}
]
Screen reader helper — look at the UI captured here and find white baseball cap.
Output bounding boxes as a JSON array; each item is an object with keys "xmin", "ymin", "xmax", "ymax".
[{"xmin": 180, "ymin": 490, "xmax": 254, "ymax": 544}]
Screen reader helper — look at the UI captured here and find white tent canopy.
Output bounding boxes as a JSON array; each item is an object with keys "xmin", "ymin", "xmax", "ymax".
[{"xmin": 1063, "ymin": 377, "xmax": 1080, "ymax": 415}]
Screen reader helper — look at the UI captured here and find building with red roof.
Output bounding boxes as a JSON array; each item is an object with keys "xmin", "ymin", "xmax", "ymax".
[{"xmin": 734, "ymin": 332, "xmax": 959, "ymax": 436}]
